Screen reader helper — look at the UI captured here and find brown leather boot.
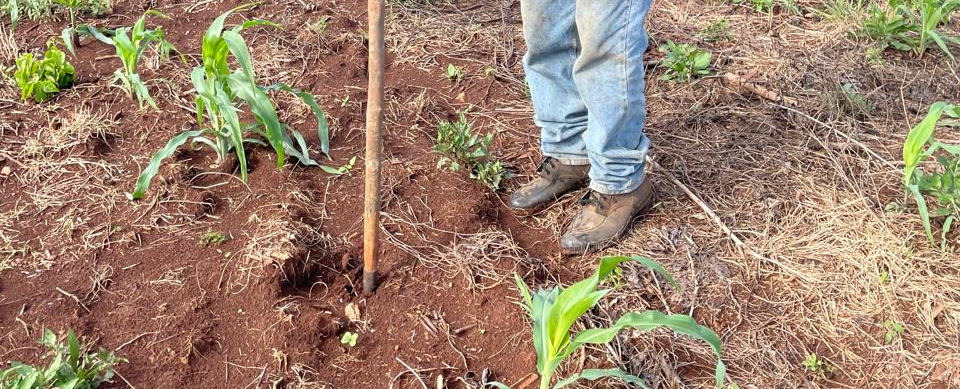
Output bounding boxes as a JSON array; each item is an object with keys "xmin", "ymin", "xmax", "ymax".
[
  {"xmin": 508, "ymin": 157, "xmax": 590, "ymax": 213},
  {"xmin": 560, "ymin": 178, "xmax": 654, "ymax": 255}
]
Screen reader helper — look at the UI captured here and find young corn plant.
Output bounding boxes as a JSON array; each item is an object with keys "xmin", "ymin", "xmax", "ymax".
[
  {"xmin": 863, "ymin": 0, "xmax": 960, "ymax": 60},
  {"xmin": 130, "ymin": 4, "xmax": 331, "ymax": 200},
  {"xmin": 14, "ymin": 42, "xmax": 75, "ymax": 102},
  {"xmin": 902, "ymin": 101, "xmax": 960, "ymax": 249},
  {"xmin": 1, "ymin": 329, "xmax": 124, "ymax": 389},
  {"xmin": 76, "ymin": 10, "xmax": 180, "ymax": 109},
  {"xmin": 54, "ymin": 0, "xmax": 81, "ymax": 50},
  {"xmin": 658, "ymin": 41, "xmax": 712, "ymax": 82},
  {"xmin": 490, "ymin": 256, "xmax": 727, "ymax": 389}
]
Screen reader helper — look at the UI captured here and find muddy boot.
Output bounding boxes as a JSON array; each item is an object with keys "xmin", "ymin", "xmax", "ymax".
[
  {"xmin": 559, "ymin": 178, "xmax": 654, "ymax": 255},
  {"xmin": 509, "ymin": 157, "xmax": 590, "ymax": 213}
]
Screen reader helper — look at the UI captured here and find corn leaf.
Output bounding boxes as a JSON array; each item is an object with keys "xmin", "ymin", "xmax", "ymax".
[
  {"xmin": 553, "ymin": 368, "xmax": 650, "ymax": 389},
  {"xmin": 130, "ymin": 130, "xmax": 203, "ymax": 200},
  {"xmin": 565, "ymin": 310, "xmax": 726, "ymax": 387},
  {"xmin": 903, "ymin": 102, "xmax": 946, "ymax": 185},
  {"xmin": 908, "ymin": 183, "xmax": 935, "ymax": 243},
  {"xmin": 261, "ymin": 82, "xmax": 330, "ymax": 158}
]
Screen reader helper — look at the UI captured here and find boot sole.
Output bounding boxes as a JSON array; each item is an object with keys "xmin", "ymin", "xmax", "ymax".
[{"xmin": 560, "ymin": 191, "xmax": 655, "ymax": 256}]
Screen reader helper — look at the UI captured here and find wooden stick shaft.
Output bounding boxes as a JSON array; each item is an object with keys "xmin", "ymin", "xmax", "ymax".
[{"xmin": 363, "ymin": 0, "xmax": 386, "ymax": 294}]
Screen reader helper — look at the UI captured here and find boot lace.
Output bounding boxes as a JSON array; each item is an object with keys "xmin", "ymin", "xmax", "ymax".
[
  {"xmin": 536, "ymin": 157, "xmax": 560, "ymax": 178},
  {"xmin": 579, "ymin": 190, "xmax": 610, "ymax": 215}
]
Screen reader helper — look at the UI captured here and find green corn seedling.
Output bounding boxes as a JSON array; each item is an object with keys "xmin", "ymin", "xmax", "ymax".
[
  {"xmin": 54, "ymin": 0, "xmax": 81, "ymax": 50},
  {"xmin": 490, "ymin": 256, "xmax": 727, "ymax": 389},
  {"xmin": 902, "ymin": 101, "xmax": 960, "ymax": 248},
  {"xmin": 130, "ymin": 4, "xmax": 331, "ymax": 200},
  {"xmin": 1, "ymin": 329, "xmax": 124, "ymax": 389},
  {"xmin": 14, "ymin": 42, "xmax": 75, "ymax": 102},
  {"xmin": 76, "ymin": 10, "xmax": 180, "ymax": 109}
]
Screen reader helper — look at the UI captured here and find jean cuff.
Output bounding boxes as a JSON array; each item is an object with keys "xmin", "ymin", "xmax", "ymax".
[
  {"xmin": 589, "ymin": 172, "xmax": 646, "ymax": 195},
  {"xmin": 542, "ymin": 153, "xmax": 590, "ymax": 166}
]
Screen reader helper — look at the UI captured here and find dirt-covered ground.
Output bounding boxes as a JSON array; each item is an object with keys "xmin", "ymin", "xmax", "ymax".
[{"xmin": 1, "ymin": 0, "xmax": 959, "ymax": 388}]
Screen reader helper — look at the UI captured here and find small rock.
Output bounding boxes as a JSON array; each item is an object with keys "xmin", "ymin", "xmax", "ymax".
[
  {"xmin": 0, "ymin": 166, "xmax": 10, "ymax": 175},
  {"xmin": 345, "ymin": 302, "xmax": 361, "ymax": 322}
]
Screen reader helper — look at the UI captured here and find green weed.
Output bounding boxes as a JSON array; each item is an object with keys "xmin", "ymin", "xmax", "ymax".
[
  {"xmin": 698, "ymin": 19, "xmax": 733, "ymax": 42},
  {"xmin": 801, "ymin": 353, "xmax": 835, "ymax": 376},
  {"xmin": 1, "ymin": 329, "xmax": 124, "ymax": 389},
  {"xmin": 879, "ymin": 269, "xmax": 890, "ymax": 284},
  {"xmin": 863, "ymin": 0, "xmax": 960, "ymax": 61},
  {"xmin": 14, "ymin": 42, "xmax": 75, "ymax": 102},
  {"xmin": 434, "ymin": 111, "xmax": 508, "ymax": 190},
  {"xmin": 882, "ymin": 320, "xmax": 905, "ymax": 343},
  {"xmin": 445, "ymin": 63, "xmax": 464, "ymax": 82},
  {"xmin": 901, "ymin": 102, "xmax": 960, "ymax": 248},
  {"xmin": 2, "ymin": 0, "xmax": 108, "ymax": 29},
  {"xmin": 320, "ymin": 156, "xmax": 357, "ymax": 175},
  {"xmin": 130, "ymin": 4, "xmax": 332, "ymax": 200},
  {"xmin": 488, "ymin": 256, "xmax": 727, "ymax": 389},
  {"xmin": 199, "ymin": 230, "xmax": 228, "ymax": 246},
  {"xmin": 658, "ymin": 41, "xmax": 712, "ymax": 82},
  {"xmin": 841, "ymin": 82, "xmax": 872, "ymax": 114},
  {"xmin": 816, "ymin": 0, "xmax": 868, "ymax": 20},
  {"xmin": 76, "ymin": 10, "xmax": 181, "ymax": 109}
]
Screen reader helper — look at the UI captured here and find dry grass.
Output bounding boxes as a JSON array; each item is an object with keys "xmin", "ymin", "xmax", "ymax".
[{"xmin": 0, "ymin": 24, "xmax": 16, "ymax": 65}]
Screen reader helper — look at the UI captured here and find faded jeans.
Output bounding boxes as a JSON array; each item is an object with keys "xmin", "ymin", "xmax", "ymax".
[{"xmin": 520, "ymin": 0, "xmax": 653, "ymax": 195}]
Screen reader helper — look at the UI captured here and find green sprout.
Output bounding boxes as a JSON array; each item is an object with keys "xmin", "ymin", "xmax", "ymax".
[
  {"xmin": 488, "ymin": 256, "xmax": 727, "ymax": 389},
  {"xmin": 883, "ymin": 320, "xmax": 905, "ymax": 343},
  {"xmin": 658, "ymin": 41, "xmax": 712, "ymax": 82},
  {"xmin": 340, "ymin": 331, "xmax": 358, "ymax": 347},
  {"xmin": 445, "ymin": 63, "xmax": 464, "ymax": 82}
]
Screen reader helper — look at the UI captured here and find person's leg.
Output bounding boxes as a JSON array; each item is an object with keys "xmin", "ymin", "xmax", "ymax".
[
  {"xmin": 510, "ymin": 0, "xmax": 591, "ymax": 212},
  {"xmin": 574, "ymin": 0, "xmax": 653, "ymax": 194},
  {"xmin": 559, "ymin": 0, "xmax": 655, "ymax": 254},
  {"xmin": 520, "ymin": 0, "xmax": 589, "ymax": 165}
]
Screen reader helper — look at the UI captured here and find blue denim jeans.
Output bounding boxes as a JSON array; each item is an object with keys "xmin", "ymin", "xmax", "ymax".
[{"xmin": 520, "ymin": 0, "xmax": 653, "ymax": 195}]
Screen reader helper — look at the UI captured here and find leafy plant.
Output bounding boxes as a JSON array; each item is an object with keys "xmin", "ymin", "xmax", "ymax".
[
  {"xmin": 445, "ymin": 63, "xmax": 464, "ymax": 82},
  {"xmin": 902, "ymin": 102, "xmax": 960, "ymax": 248},
  {"xmin": 862, "ymin": 0, "xmax": 960, "ymax": 61},
  {"xmin": 340, "ymin": 332, "xmax": 358, "ymax": 347},
  {"xmin": 199, "ymin": 230, "xmax": 227, "ymax": 246},
  {"xmin": 841, "ymin": 82, "xmax": 872, "ymax": 114},
  {"xmin": 434, "ymin": 111, "xmax": 508, "ymax": 190},
  {"xmin": 489, "ymin": 256, "xmax": 727, "ymax": 389},
  {"xmin": 76, "ymin": 10, "xmax": 181, "ymax": 109},
  {"xmin": 14, "ymin": 42, "xmax": 75, "ymax": 102},
  {"xmin": 2, "ymin": 0, "xmax": 108, "ymax": 30},
  {"xmin": 130, "ymin": 4, "xmax": 332, "ymax": 200},
  {"xmin": 658, "ymin": 41, "xmax": 712, "ymax": 82},
  {"xmin": 816, "ymin": 0, "xmax": 868, "ymax": 21},
  {"xmin": 698, "ymin": 19, "xmax": 733, "ymax": 42},
  {"xmin": 882, "ymin": 320, "xmax": 905, "ymax": 343},
  {"xmin": 1, "ymin": 329, "xmax": 124, "ymax": 389},
  {"xmin": 801, "ymin": 353, "xmax": 835, "ymax": 375},
  {"xmin": 320, "ymin": 156, "xmax": 356, "ymax": 175}
]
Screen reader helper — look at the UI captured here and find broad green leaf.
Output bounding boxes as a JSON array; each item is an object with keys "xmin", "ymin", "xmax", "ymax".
[
  {"xmin": 553, "ymin": 368, "xmax": 649, "ymax": 389},
  {"xmin": 566, "ymin": 310, "xmax": 726, "ymax": 387},
  {"xmin": 261, "ymin": 83, "xmax": 331, "ymax": 158},
  {"xmin": 941, "ymin": 215, "xmax": 954, "ymax": 251},
  {"xmin": 228, "ymin": 71, "xmax": 286, "ymax": 169},
  {"xmin": 904, "ymin": 102, "xmax": 946, "ymax": 185},
  {"xmin": 130, "ymin": 130, "xmax": 204, "ymax": 200},
  {"xmin": 908, "ymin": 184, "xmax": 935, "ymax": 243}
]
